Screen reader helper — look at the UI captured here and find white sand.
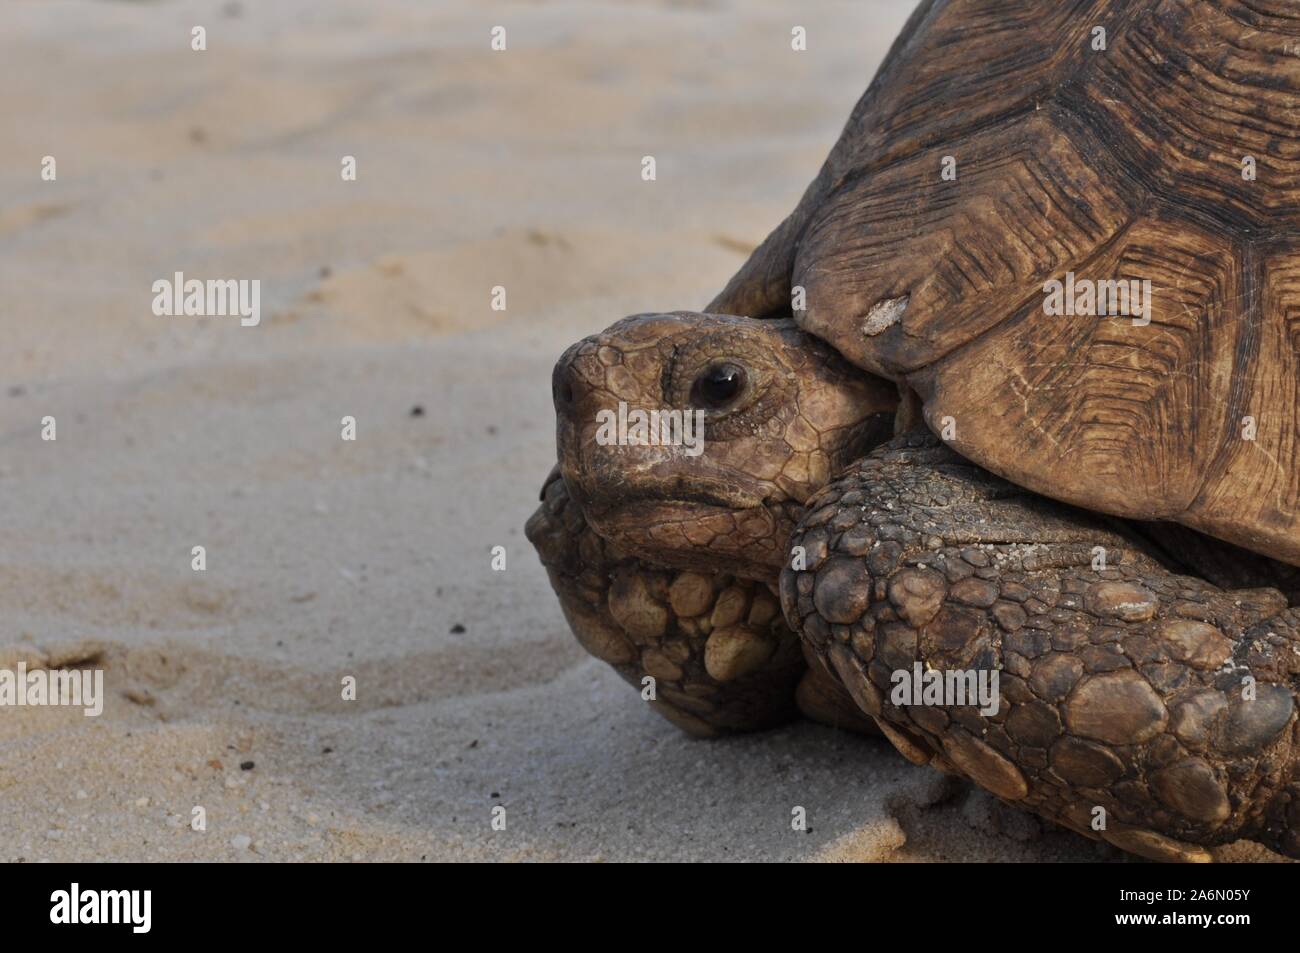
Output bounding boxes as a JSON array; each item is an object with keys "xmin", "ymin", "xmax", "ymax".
[{"xmin": 0, "ymin": 0, "xmax": 1280, "ymax": 863}]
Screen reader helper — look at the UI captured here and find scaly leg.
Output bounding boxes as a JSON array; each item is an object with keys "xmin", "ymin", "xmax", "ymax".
[{"xmin": 783, "ymin": 433, "xmax": 1300, "ymax": 861}]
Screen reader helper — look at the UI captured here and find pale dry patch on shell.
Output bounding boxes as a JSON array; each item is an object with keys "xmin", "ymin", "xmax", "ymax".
[{"xmin": 860, "ymin": 296, "xmax": 909, "ymax": 337}]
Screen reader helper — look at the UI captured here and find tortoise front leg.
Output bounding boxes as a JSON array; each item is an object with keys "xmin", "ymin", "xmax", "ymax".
[
  {"xmin": 783, "ymin": 433, "xmax": 1300, "ymax": 861},
  {"xmin": 527, "ymin": 467, "xmax": 810, "ymax": 736}
]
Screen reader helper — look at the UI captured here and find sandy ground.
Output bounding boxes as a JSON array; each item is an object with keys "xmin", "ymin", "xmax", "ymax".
[{"xmin": 0, "ymin": 0, "xmax": 1281, "ymax": 863}]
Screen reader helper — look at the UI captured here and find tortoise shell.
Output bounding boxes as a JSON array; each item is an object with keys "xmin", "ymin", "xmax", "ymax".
[{"xmin": 711, "ymin": 0, "xmax": 1300, "ymax": 565}]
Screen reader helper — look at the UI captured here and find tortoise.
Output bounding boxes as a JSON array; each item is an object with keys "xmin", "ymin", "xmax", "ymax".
[{"xmin": 525, "ymin": 0, "xmax": 1300, "ymax": 862}]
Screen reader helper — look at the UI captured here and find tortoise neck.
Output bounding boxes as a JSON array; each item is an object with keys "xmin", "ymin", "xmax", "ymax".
[{"xmin": 1130, "ymin": 521, "xmax": 1300, "ymax": 606}]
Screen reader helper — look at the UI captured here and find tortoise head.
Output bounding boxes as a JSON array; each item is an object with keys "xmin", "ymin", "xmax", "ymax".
[{"xmin": 551, "ymin": 311, "xmax": 898, "ymax": 581}]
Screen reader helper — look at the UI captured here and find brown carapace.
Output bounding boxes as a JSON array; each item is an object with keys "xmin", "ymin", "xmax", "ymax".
[{"xmin": 714, "ymin": 0, "xmax": 1300, "ymax": 566}]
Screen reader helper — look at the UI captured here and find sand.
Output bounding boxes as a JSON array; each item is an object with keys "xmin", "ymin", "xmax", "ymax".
[{"xmin": 0, "ymin": 0, "xmax": 1282, "ymax": 863}]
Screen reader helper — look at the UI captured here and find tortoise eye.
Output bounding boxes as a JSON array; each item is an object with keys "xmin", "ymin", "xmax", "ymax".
[
  {"xmin": 691, "ymin": 362, "xmax": 747, "ymax": 409},
  {"xmin": 666, "ymin": 336, "xmax": 781, "ymax": 438}
]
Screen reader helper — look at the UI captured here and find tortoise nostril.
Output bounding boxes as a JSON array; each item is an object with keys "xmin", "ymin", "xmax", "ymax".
[
  {"xmin": 552, "ymin": 336, "xmax": 607, "ymax": 415},
  {"xmin": 552, "ymin": 354, "xmax": 579, "ymax": 411},
  {"xmin": 551, "ymin": 369, "xmax": 577, "ymax": 408}
]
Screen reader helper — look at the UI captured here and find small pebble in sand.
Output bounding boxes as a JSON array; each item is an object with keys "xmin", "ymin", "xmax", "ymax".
[
  {"xmin": 134, "ymin": 797, "xmax": 150, "ymax": 808},
  {"xmin": 450, "ymin": 624, "xmax": 466, "ymax": 634},
  {"xmin": 240, "ymin": 761, "xmax": 255, "ymax": 771},
  {"xmin": 230, "ymin": 835, "xmax": 252, "ymax": 851},
  {"xmin": 409, "ymin": 405, "xmax": 425, "ymax": 417}
]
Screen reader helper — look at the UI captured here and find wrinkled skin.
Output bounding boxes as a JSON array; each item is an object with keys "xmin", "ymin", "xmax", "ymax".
[{"xmin": 528, "ymin": 311, "xmax": 1300, "ymax": 861}]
